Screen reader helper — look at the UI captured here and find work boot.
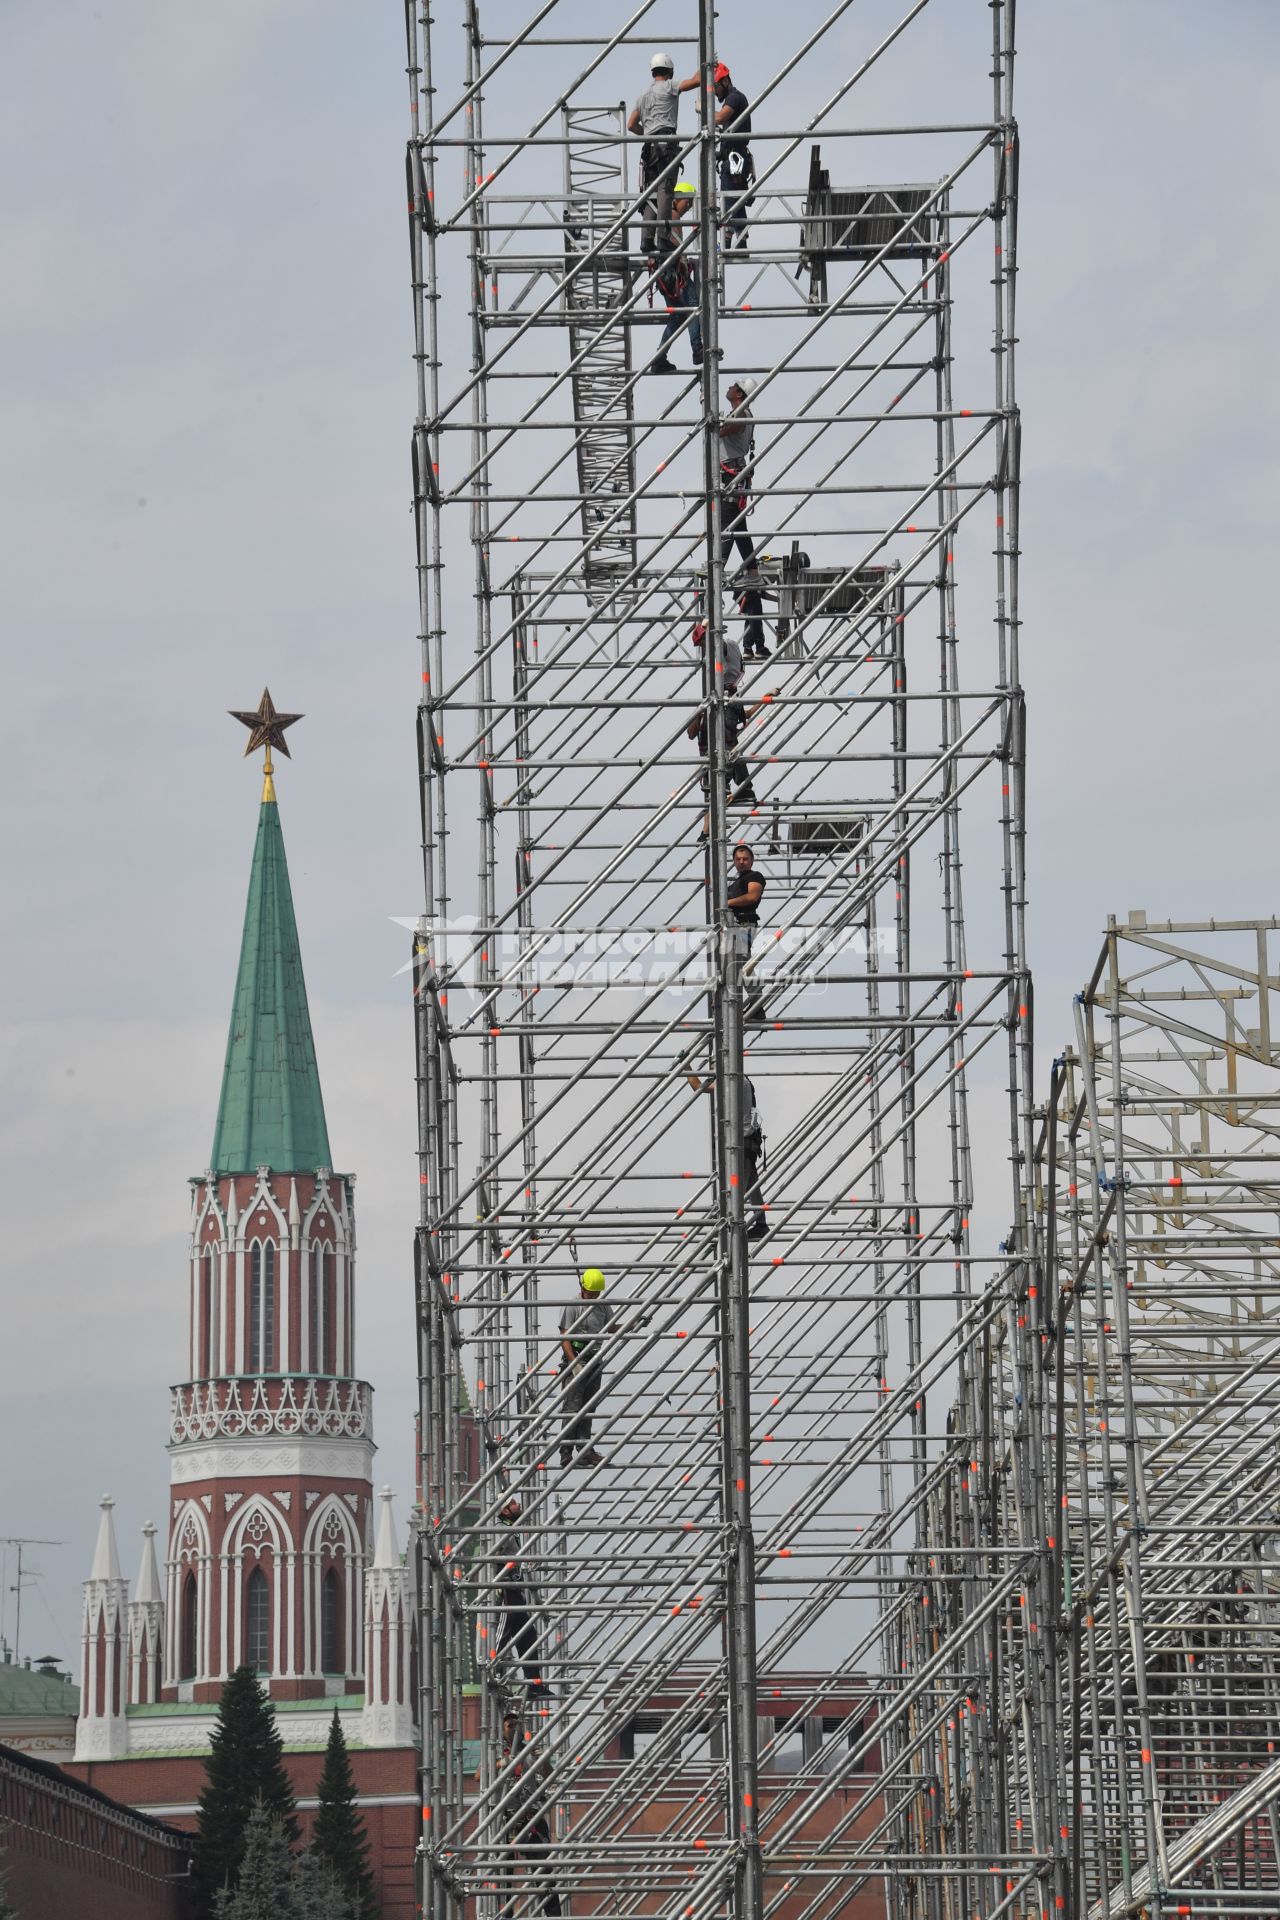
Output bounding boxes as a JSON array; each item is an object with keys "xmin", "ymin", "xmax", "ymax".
[
  {"xmin": 744, "ymin": 999, "xmax": 768, "ymax": 1025},
  {"xmin": 648, "ymin": 356, "xmax": 677, "ymax": 374},
  {"xmin": 729, "ymin": 783, "xmax": 759, "ymax": 806},
  {"xmin": 746, "ymin": 1216, "xmax": 768, "ymax": 1242},
  {"xmin": 691, "ymin": 349, "xmax": 704, "ymax": 366},
  {"xmin": 747, "ymin": 643, "xmax": 772, "ymax": 660},
  {"xmin": 559, "ymin": 1447, "xmax": 574, "ymax": 1469},
  {"xmin": 576, "ymin": 1447, "xmax": 604, "ymax": 1467}
]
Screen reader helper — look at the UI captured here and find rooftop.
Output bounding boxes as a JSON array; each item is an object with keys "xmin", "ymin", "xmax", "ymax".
[{"xmin": 0, "ymin": 1653, "xmax": 79, "ymax": 1720}]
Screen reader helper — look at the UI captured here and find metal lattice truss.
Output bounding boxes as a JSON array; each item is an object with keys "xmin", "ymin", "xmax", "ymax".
[
  {"xmin": 405, "ymin": 3, "xmax": 1048, "ymax": 1916},
  {"xmin": 1038, "ymin": 917, "xmax": 1280, "ymax": 1919}
]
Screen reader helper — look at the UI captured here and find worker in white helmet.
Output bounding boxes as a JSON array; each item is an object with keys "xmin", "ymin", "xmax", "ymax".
[
  {"xmin": 558, "ymin": 1267, "xmax": 612, "ymax": 1467},
  {"xmin": 628, "ymin": 49, "xmax": 701, "ymax": 264}
]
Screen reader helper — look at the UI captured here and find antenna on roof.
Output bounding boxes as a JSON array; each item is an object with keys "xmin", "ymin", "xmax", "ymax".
[{"xmin": 1, "ymin": 1537, "xmax": 62, "ymax": 1667}]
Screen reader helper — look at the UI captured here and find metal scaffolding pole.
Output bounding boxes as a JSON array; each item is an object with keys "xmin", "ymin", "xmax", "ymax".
[{"xmin": 407, "ymin": 3, "xmax": 1045, "ymax": 1915}]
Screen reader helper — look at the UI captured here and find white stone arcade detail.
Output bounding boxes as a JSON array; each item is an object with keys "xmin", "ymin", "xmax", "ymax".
[{"xmin": 170, "ymin": 1375, "xmax": 371, "ymax": 1444}]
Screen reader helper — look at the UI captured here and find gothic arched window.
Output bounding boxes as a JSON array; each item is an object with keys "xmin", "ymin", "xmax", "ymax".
[
  {"xmin": 248, "ymin": 1241, "xmax": 276, "ymax": 1373},
  {"xmin": 202, "ymin": 1247, "xmax": 219, "ymax": 1375},
  {"xmin": 179, "ymin": 1572, "xmax": 198, "ymax": 1680},
  {"xmin": 245, "ymin": 1567, "xmax": 271, "ymax": 1673},
  {"xmin": 311, "ymin": 1244, "xmax": 334, "ymax": 1375},
  {"xmin": 321, "ymin": 1567, "xmax": 342, "ymax": 1674}
]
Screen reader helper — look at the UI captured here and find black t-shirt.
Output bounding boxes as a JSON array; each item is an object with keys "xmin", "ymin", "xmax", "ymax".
[
  {"xmin": 728, "ymin": 865, "xmax": 765, "ymax": 926},
  {"xmin": 719, "ymin": 87, "xmax": 752, "ymax": 148}
]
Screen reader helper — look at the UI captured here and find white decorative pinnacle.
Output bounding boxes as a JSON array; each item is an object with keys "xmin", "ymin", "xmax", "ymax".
[
  {"xmin": 90, "ymin": 1495, "xmax": 123, "ymax": 1584},
  {"xmin": 373, "ymin": 1486, "xmax": 398, "ymax": 1570},
  {"xmin": 134, "ymin": 1522, "xmax": 162, "ymax": 1605}
]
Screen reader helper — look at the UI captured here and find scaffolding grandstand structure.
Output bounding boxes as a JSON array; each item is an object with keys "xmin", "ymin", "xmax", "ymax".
[
  {"xmin": 1037, "ymin": 916, "xmax": 1280, "ymax": 1920},
  {"xmin": 404, "ymin": 3, "xmax": 1052, "ymax": 1917}
]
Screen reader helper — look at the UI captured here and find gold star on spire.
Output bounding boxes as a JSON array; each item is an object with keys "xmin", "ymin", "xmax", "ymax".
[{"xmin": 229, "ymin": 688, "xmax": 303, "ymax": 803}]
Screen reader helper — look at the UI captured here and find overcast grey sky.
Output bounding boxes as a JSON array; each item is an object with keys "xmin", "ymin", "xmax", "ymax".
[{"xmin": 1, "ymin": 0, "xmax": 1276, "ymax": 1667}]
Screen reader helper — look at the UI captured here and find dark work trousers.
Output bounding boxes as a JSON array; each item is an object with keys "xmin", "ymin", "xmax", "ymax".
[
  {"xmin": 561, "ymin": 1353, "xmax": 603, "ymax": 1451},
  {"xmin": 657, "ymin": 266, "xmax": 701, "ymax": 360},
  {"xmin": 698, "ymin": 705, "xmax": 749, "ymax": 790},
  {"xmin": 498, "ymin": 1606, "xmax": 542, "ymax": 1690},
  {"xmin": 500, "ymin": 1808, "xmax": 562, "ymax": 1919},
  {"xmin": 721, "ymin": 479, "xmax": 756, "ymax": 569},
  {"xmin": 732, "ymin": 923, "xmax": 765, "ymax": 1018},
  {"xmin": 719, "ymin": 146, "xmax": 755, "ymax": 246},
  {"xmin": 744, "ymin": 1132, "xmax": 766, "ymax": 1225},
  {"xmin": 641, "ymin": 140, "xmax": 679, "ymax": 258},
  {"xmin": 740, "ymin": 587, "xmax": 768, "ymax": 653}
]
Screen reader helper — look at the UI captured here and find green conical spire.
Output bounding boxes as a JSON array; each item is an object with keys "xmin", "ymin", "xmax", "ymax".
[{"xmin": 210, "ymin": 792, "xmax": 332, "ymax": 1175}]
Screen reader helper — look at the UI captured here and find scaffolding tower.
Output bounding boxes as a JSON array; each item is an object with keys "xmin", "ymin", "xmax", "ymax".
[
  {"xmin": 1039, "ymin": 916, "xmax": 1280, "ymax": 1918},
  {"xmin": 405, "ymin": 3, "xmax": 1047, "ymax": 1916}
]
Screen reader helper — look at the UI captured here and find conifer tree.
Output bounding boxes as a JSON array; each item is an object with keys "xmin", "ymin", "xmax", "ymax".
[
  {"xmin": 293, "ymin": 1849, "xmax": 352, "ymax": 1920},
  {"xmin": 310, "ymin": 1711, "xmax": 378, "ymax": 1918},
  {"xmin": 195, "ymin": 1666, "xmax": 299, "ymax": 1914},
  {"xmin": 214, "ymin": 1804, "xmax": 297, "ymax": 1919}
]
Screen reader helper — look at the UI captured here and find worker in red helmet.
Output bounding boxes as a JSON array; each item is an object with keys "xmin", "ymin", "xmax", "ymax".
[{"xmin": 712, "ymin": 61, "xmax": 755, "ymax": 248}]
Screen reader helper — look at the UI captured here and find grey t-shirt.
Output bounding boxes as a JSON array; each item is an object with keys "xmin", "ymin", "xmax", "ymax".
[
  {"xmin": 721, "ymin": 413, "xmax": 754, "ymax": 466},
  {"xmin": 560, "ymin": 1297, "xmax": 613, "ymax": 1348},
  {"xmin": 634, "ymin": 77, "xmax": 680, "ymax": 137}
]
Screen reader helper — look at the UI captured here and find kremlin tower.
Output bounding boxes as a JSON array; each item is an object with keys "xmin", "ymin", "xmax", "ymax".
[{"xmin": 68, "ymin": 697, "xmax": 419, "ymax": 1914}]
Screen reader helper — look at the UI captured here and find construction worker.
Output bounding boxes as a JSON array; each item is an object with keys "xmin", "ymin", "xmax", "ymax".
[
  {"xmin": 720, "ymin": 381, "xmax": 757, "ymax": 568},
  {"xmin": 499, "ymin": 1713, "xmax": 563, "ymax": 1919},
  {"xmin": 728, "ymin": 841, "xmax": 767, "ymax": 1020},
  {"xmin": 689, "ymin": 607, "xmax": 744, "ymax": 699},
  {"xmin": 628, "ymin": 50, "xmax": 702, "ymax": 264},
  {"xmin": 494, "ymin": 1498, "xmax": 543, "ymax": 1693},
  {"xmin": 727, "ymin": 841, "xmax": 766, "ymax": 950},
  {"xmin": 712, "ymin": 61, "xmax": 755, "ymax": 247},
  {"xmin": 738, "ymin": 579, "xmax": 772, "ymax": 659},
  {"xmin": 687, "ymin": 1065, "xmax": 769, "ymax": 1241},
  {"xmin": 559, "ymin": 1267, "xmax": 611, "ymax": 1468},
  {"xmin": 648, "ymin": 181, "xmax": 702, "ymax": 374},
  {"xmin": 687, "ymin": 625, "xmax": 756, "ymax": 814}
]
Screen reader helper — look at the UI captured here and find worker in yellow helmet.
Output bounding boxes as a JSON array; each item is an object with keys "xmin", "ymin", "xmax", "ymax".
[
  {"xmin": 559, "ymin": 1267, "xmax": 612, "ymax": 1468},
  {"xmin": 648, "ymin": 180, "xmax": 703, "ymax": 376}
]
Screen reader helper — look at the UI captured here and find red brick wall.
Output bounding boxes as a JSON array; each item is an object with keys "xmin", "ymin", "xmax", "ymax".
[{"xmin": 0, "ymin": 1747, "xmax": 191, "ymax": 1920}]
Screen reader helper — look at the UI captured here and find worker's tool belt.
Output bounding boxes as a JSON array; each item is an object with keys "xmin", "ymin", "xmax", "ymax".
[
  {"xmin": 641, "ymin": 138, "xmax": 680, "ymax": 187},
  {"xmin": 657, "ymin": 258, "xmax": 692, "ymax": 299},
  {"xmin": 720, "ymin": 463, "xmax": 750, "ymax": 510}
]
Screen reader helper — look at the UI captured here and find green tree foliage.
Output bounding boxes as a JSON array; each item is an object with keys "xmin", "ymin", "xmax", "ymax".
[
  {"xmin": 293, "ymin": 1850, "xmax": 353, "ymax": 1920},
  {"xmin": 194, "ymin": 1666, "xmax": 299, "ymax": 1914},
  {"xmin": 214, "ymin": 1804, "xmax": 297, "ymax": 1919},
  {"xmin": 310, "ymin": 1712, "xmax": 378, "ymax": 1918}
]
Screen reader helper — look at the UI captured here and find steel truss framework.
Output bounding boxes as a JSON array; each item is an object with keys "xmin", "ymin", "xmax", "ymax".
[
  {"xmin": 405, "ymin": 3, "xmax": 1050, "ymax": 1917},
  {"xmin": 1038, "ymin": 918, "xmax": 1280, "ymax": 1919}
]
